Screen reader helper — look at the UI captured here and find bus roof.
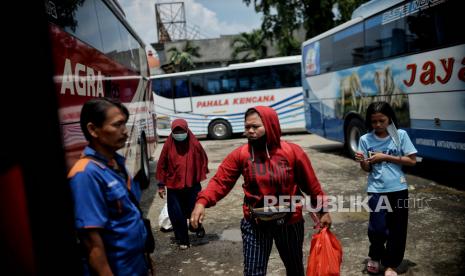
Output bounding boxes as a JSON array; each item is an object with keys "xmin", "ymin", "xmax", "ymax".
[
  {"xmin": 351, "ymin": 0, "xmax": 404, "ymax": 19},
  {"xmin": 151, "ymin": 55, "xmax": 300, "ymax": 79},
  {"xmin": 302, "ymin": 17, "xmax": 363, "ymax": 47},
  {"xmin": 303, "ymin": 0, "xmax": 405, "ymax": 47}
]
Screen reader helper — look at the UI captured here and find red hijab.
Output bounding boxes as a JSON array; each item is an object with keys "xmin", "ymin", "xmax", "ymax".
[{"xmin": 156, "ymin": 119, "xmax": 209, "ymax": 189}]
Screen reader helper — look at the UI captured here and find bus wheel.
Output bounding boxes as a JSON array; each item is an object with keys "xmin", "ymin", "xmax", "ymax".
[
  {"xmin": 134, "ymin": 133, "xmax": 150, "ymax": 189},
  {"xmin": 208, "ymin": 120, "xmax": 232, "ymax": 140},
  {"xmin": 345, "ymin": 118, "xmax": 366, "ymax": 159}
]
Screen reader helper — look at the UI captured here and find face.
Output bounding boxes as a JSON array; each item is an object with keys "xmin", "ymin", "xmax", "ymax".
[
  {"xmin": 244, "ymin": 112, "xmax": 266, "ymax": 140},
  {"xmin": 90, "ymin": 106, "xmax": 128, "ymax": 151},
  {"xmin": 370, "ymin": 112, "xmax": 390, "ymax": 135},
  {"xmin": 172, "ymin": 127, "xmax": 188, "ymax": 141}
]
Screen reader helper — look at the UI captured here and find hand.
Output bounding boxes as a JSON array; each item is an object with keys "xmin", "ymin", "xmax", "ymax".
[
  {"xmin": 190, "ymin": 203, "xmax": 206, "ymax": 229},
  {"xmin": 318, "ymin": 212, "xmax": 332, "ymax": 229},
  {"xmin": 158, "ymin": 186, "xmax": 166, "ymax": 199},
  {"xmin": 354, "ymin": 151, "xmax": 365, "ymax": 162},
  {"xmin": 366, "ymin": 152, "xmax": 385, "ymax": 164}
]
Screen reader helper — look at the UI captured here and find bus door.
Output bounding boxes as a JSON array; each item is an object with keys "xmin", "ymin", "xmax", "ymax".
[
  {"xmin": 306, "ymin": 97, "xmax": 325, "ymax": 137},
  {"xmin": 173, "ymin": 77, "xmax": 192, "ymax": 113}
]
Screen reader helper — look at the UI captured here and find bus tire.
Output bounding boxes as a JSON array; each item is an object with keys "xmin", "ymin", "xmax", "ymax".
[
  {"xmin": 134, "ymin": 133, "xmax": 150, "ymax": 189},
  {"xmin": 345, "ymin": 118, "xmax": 366, "ymax": 159},
  {"xmin": 208, "ymin": 119, "xmax": 232, "ymax": 140}
]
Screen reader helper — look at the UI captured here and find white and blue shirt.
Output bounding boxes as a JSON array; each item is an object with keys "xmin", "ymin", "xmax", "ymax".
[{"xmin": 358, "ymin": 129, "xmax": 417, "ymax": 193}]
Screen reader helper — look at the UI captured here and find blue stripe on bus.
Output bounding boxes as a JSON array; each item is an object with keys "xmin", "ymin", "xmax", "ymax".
[
  {"xmin": 406, "ymin": 128, "xmax": 465, "ymax": 163},
  {"xmin": 269, "ymin": 92, "xmax": 303, "ymax": 108},
  {"xmin": 274, "ymin": 99, "xmax": 303, "ymax": 111},
  {"xmin": 410, "ymin": 119, "xmax": 465, "ymax": 132}
]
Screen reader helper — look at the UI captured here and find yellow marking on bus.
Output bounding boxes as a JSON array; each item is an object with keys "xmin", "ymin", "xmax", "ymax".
[{"xmin": 212, "ymin": 110, "xmax": 226, "ymax": 114}]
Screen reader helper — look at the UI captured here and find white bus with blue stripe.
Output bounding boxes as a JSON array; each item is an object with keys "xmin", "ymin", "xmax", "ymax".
[
  {"xmin": 302, "ymin": 0, "xmax": 465, "ymax": 163},
  {"xmin": 151, "ymin": 56, "xmax": 305, "ymax": 139}
]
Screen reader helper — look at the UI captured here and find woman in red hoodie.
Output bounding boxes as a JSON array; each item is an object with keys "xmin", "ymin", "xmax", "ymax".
[
  {"xmin": 156, "ymin": 119, "xmax": 209, "ymax": 249},
  {"xmin": 191, "ymin": 106, "xmax": 331, "ymax": 276}
]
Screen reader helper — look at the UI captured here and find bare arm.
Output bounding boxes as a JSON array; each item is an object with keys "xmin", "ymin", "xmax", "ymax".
[
  {"xmin": 80, "ymin": 230, "xmax": 113, "ymax": 276},
  {"xmin": 368, "ymin": 152, "xmax": 417, "ymax": 166}
]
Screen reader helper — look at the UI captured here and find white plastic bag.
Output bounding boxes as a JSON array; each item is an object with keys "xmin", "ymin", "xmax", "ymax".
[{"xmin": 158, "ymin": 203, "xmax": 172, "ymax": 231}]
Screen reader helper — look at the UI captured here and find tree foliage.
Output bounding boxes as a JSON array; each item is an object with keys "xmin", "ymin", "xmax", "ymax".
[
  {"xmin": 244, "ymin": 0, "xmax": 367, "ymax": 55},
  {"xmin": 231, "ymin": 29, "xmax": 268, "ymax": 61},
  {"xmin": 167, "ymin": 41, "xmax": 201, "ymax": 72}
]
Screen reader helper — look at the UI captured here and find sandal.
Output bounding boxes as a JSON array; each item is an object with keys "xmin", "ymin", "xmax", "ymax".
[
  {"xmin": 384, "ymin": 268, "xmax": 397, "ymax": 276},
  {"xmin": 367, "ymin": 259, "xmax": 380, "ymax": 274},
  {"xmin": 179, "ymin": 244, "xmax": 189, "ymax": 250}
]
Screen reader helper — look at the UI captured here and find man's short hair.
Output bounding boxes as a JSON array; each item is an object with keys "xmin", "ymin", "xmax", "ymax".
[{"xmin": 80, "ymin": 98, "xmax": 129, "ymax": 141}]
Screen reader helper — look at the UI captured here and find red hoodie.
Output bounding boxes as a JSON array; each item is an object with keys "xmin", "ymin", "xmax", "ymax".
[{"xmin": 196, "ymin": 106, "xmax": 326, "ymax": 224}]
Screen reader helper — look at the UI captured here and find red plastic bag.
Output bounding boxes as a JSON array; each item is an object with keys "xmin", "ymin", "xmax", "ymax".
[{"xmin": 306, "ymin": 227, "xmax": 343, "ymax": 276}]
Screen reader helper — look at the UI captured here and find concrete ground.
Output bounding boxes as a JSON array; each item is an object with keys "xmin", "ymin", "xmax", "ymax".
[{"xmin": 140, "ymin": 133, "xmax": 465, "ymax": 276}]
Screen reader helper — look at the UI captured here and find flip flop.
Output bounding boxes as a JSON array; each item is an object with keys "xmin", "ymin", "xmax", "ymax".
[{"xmin": 367, "ymin": 259, "xmax": 380, "ymax": 274}]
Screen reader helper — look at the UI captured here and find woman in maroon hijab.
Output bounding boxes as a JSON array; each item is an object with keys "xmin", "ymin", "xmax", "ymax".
[{"xmin": 156, "ymin": 119, "xmax": 209, "ymax": 249}]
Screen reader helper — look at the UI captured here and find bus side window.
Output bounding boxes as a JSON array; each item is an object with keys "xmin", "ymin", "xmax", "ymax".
[
  {"xmin": 333, "ymin": 23, "xmax": 364, "ymax": 70},
  {"xmin": 191, "ymin": 75, "xmax": 205, "ymax": 96},
  {"xmin": 174, "ymin": 79, "xmax": 189, "ymax": 98},
  {"xmin": 55, "ymin": 0, "xmax": 103, "ymax": 52},
  {"xmin": 154, "ymin": 79, "xmax": 173, "ymax": 99},
  {"xmin": 365, "ymin": 13, "xmax": 407, "ymax": 61},
  {"xmin": 319, "ymin": 37, "xmax": 333, "ymax": 73},
  {"xmin": 272, "ymin": 64, "xmax": 301, "ymax": 88},
  {"xmin": 205, "ymin": 72, "xmax": 221, "ymax": 95}
]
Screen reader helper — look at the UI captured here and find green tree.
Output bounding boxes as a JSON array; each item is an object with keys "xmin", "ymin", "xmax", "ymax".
[
  {"xmin": 231, "ymin": 29, "xmax": 268, "ymax": 61},
  {"xmin": 244, "ymin": 0, "xmax": 367, "ymax": 54},
  {"xmin": 167, "ymin": 41, "xmax": 201, "ymax": 72}
]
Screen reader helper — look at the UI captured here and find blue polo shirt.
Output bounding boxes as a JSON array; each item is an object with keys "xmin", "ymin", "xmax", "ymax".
[{"xmin": 68, "ymin": 147, "xmax": 147, "ymax": 276}]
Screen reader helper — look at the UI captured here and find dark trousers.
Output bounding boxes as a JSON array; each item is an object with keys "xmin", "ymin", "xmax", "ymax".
[
  {"xmin": 167, "ymin": 184, "xmax": 201, "ymax": 246},
  {"xmin": 240, "ymin": 218, "xmax": 305, "ymax": 276},
  {"xmin": 368, "ymin": 190, "xmax": 409, "ymax": 268}
]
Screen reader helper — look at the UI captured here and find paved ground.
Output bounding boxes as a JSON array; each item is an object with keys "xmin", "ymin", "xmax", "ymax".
[{"xmin": 140, "ymin": 133, "xmax": 465, "ymax": 276}]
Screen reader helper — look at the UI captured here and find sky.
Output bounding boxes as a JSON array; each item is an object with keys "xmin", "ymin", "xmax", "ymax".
[{"xmin": 119, "ymin": 0, "xmax": 263, "ymax": 49}]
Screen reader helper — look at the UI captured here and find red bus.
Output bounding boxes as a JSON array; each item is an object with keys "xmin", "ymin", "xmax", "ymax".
[{"xmin": 45, "ymin": 0, "xmax": 156, "ymax": 185}]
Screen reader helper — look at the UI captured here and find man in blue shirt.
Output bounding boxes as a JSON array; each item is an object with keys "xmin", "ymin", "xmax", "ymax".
[{"xmin": 68, "ymin": 98, "xmax": 149, "ymax": 275}]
